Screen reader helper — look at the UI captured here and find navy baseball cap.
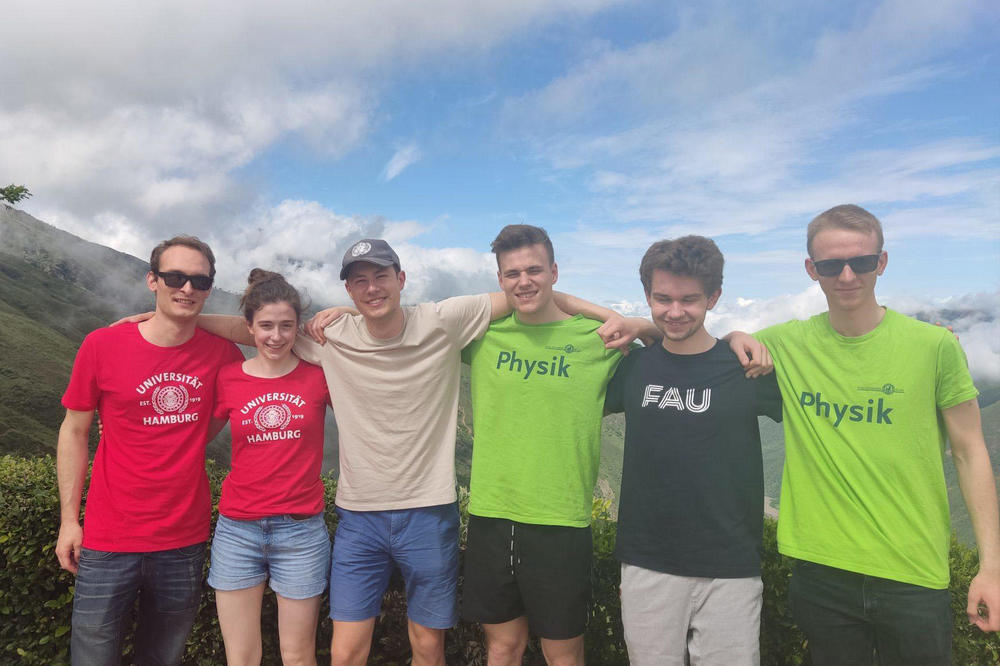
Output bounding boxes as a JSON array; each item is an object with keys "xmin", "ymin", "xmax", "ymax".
[{"xmin": 340, "ymin": 239, "xmax": 401, "ymax": 280}]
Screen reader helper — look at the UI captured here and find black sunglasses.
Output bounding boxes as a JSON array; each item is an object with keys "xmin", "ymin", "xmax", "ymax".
[
  {"xmin": 811, "ymin": 254, "xmax": 880, "ymax": 278},
  {"xmin": 154, "ymin": 270, "xmax": 214, "ymax": 291}
]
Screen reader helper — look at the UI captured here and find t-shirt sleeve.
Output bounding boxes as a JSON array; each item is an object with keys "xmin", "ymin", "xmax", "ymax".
[
  {"xmin": 752, "ymin": 324, "xmax": 779, "ymax": 348},
  {"xmin": 437, "ymin": 294, "xmax": 492, "ymax": 347},
  {"xmin": 604, "ymin": 350, "xmax": 637, "ymax": 414},
  {"xmin": 62, "ymin": 332, "xmax": 101, "ymax": 411},
  {"xmin": 224, "ymin": 341, "xmax": 244, "ymax": 365},
  {"xmin": 212, "ymin": 369, "xmax": 231, "ymax": 421},
  {"xmin": 755, "ymin": 371, "xmax": 783, "ymax": 422},
  {"xmin": 935, "ymin": 332, "xmax": 978, "ymax": 410},
  {"xmin": 293, "ymin": 332, "xmax": 326, "ymax": 365}
]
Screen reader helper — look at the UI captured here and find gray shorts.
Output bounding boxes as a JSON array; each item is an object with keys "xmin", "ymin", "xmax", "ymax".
[{"xmin": 620, "ymin": 563, "xmax": 762, "ymax": 666}]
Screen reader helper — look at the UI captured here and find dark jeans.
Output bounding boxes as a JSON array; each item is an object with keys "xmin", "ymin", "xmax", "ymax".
[
  {"xmin": 71, "ymin": 543, "xmax": 206, "ymax": 666},
  {"xmin": 789, "ymin": 559, "xmax": 951, "ymax": 665}
]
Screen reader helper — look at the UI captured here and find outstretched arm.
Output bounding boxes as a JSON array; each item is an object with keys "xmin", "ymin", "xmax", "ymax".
[
  {"xmin": 944, "ymin": 398, "xmax": 1000, "ymax": 632},
  {"xmin": 197, "ymin": 314, "xmax": 253, "ymax": 345},
  {"xmin": 110, "ymin": 312, "xmax": 252, "ymax": 346},
  {"xmin": 552, "ymin": 292, "xmax": 660, "ymax": 351},
  {"xmin": 55, "ymin": 409, "xmax": 94, "ymax": 575}
]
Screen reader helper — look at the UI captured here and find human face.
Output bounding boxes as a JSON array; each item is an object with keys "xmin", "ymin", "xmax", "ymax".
[
  {"xmin": 247, "ymin": 301, "xmax": 298, "ymax": 363},
  {"xmin": 805, "ymin": 228, "xmax": 886, "ymax": 313},
  {"xmin": 344, "ymin": 262, "xmax": 405, "ymax": 322},
  {"xmin": 497, "ymin": 244, "xmax": 558, "ymax": 323},
  {"xmin": 646, "ymin": 270, "xmax": 720, "ymax": 347},
  {"xmin": 145, "ymin": 245, "xmax": 212, "ymax": 320}
]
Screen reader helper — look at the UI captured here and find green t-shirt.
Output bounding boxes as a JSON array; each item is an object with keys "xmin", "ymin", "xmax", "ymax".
[
  {"xmin": 462, "ymin": 314, "xmax": 622, "ymax": 526},
  {"xmin": 756, "ymin": 308, "xmax": 978, "ymax": 589}
]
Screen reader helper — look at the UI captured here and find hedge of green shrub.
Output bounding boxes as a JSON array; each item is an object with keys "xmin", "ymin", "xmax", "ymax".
[{"xmin": 1, "ymin": 454, "xmax": 997, "ymax": 664}]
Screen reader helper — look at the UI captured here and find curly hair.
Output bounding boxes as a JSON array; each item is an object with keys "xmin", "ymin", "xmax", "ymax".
[{"xmin": 639, "ymin": 235, "xmax": 724, "ymax": 296}]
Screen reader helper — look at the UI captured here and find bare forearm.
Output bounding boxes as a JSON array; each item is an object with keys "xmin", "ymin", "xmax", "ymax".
[
  {"xmin": 56, "ymin": 424, "xmax": 90, "ymax": 523},
  {"xmin": 553, "ymin": 291, "xmax": 616, "ymax": 322},
  {"xmin": 198, "ymin": 314, "xmax": 252, "ymax": 345},
  {"xmin": 946, "ymin": 399, "xmax": 1000, "ymax": 569},
  {"xmin": 954, "ymin": 446, "xmax": 1000, "ymax": 569}
]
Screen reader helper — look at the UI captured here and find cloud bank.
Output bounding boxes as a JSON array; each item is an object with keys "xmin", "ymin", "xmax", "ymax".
[{"xmin": 611, "ymin": 287, "xmax": 1000, "ymax": 384}]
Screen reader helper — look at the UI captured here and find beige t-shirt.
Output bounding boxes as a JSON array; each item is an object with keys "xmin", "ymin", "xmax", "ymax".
[{"xmin": 293, "ymin": 294, "xmax": 492, "ymax": 511}]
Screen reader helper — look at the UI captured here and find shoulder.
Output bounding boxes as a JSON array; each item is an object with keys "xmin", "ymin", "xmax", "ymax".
[
  {"xmin": 883, "ymin": 309, "xmax": 948, "ymax": 339},
  {"xmin": 192, "ymin": 327, "xmax": 241, "ymax": 350},
  {"xmin": 297, "ymin": 360, "xmax": 327, "ymax": 381},
  {"xmin": 216, "ymin": 360, "xmax": 244, "ymax": 380},
  {"xmin": 83, "ymin": 322, "xmax": 134, "ymax": 346},
  {"xmin": 430, "ymin": 294, "xmax": 491, "ymax": 319},
  {"xmin": 616, "ymin": 344, "xmax": 652, "ymax": 373},
  {"xmin": 755, "ymin": 315, "xmax": 815, "ymax": 342}
]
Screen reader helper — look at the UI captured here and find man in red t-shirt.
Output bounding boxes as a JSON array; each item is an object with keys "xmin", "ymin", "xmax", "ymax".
[{"xmin": 55, "ymin": 236, "xmax": 243, "ymax": 666}]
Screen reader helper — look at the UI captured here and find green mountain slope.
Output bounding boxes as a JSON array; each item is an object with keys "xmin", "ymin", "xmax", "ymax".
[{"xmin": 0, "ymin": 205, "xmax": 241, "ymax": 457}]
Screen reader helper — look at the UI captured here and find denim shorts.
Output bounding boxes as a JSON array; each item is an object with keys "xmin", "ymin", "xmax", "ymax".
[
  {"xmin": 208, "ymin": 513, "xmax": 331, "ymax": 600},
  {"xmin": 330, "ymin": 502, "xmax": 459, "ymax": 629}
]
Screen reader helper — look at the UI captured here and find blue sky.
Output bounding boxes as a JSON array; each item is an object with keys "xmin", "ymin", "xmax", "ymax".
[{"xmin": 2, "ymin": 0, "xmax": 998, "ymax": 376}]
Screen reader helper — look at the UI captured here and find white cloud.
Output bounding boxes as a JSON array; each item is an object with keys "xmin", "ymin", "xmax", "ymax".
[
  {"xmin": 611, "ymin": 286, "xmax": 1000, "ymax": 383},
  {"xmin": 0, "ymin": 0, "xmax": 622, "ymax": 279},
  {"xmin": 507, "ymin": 0, "xmax": 999, "ymax": 246},
  {"xmin": 203, "ymin": 199, "xmax": 496, "ymax": 307},
  {"xmin": 382, "ymin": 144, "xmax": 422, "ymax": 182}
]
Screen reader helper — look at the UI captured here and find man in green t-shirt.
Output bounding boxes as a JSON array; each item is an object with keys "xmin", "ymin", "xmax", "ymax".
[
  {"xmin": 460, "ymin": 224, "xmax": 628, "ymax": 666},
  {"xmin": 753, "ymin": 205, "xmax": 1000, "ymax": 663},
  {"xmin": 461, "ymin": 225, "xmax": 771, "ymax": 665}
]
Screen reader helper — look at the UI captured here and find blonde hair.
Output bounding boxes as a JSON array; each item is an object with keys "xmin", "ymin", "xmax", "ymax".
[{"xmin": 807, "ymin": 204, "xmax": 884, "ymax": 256}]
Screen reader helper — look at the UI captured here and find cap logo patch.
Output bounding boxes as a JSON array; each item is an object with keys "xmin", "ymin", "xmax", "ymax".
[{"xmin": 351, "ymin": 241, "xmax": 372, "ymax": 257}]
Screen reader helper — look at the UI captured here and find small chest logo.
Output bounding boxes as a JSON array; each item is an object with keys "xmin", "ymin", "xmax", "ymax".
[
  {"xmin": 151, "ymin": 385, "xmax": 190, "ymax": 414},
  {"xmin": 545, "ymin": 344, "xmax": 580, "ymax": 354},
  {"xmin": 253, "ymin": 404, "xmax": 292, "ymax": 431},
  {"xmin": 858, "ymin": 383, "xmax": 904, "ymax": 396},
  {"xmin": 351, "ymin": 241, "xmax": 372, "ymax": 257}
]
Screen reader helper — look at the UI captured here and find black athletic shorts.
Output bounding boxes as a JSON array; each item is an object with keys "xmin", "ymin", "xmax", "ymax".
[{"xmin": 461, "ymin": 514, "xmax": 592, "ymax": 640}]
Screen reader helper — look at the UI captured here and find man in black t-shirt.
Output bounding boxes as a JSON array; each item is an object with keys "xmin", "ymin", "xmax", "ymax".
[{"xmin": 605, "ymin": 236, "xmax": 781, "ymax": 666}]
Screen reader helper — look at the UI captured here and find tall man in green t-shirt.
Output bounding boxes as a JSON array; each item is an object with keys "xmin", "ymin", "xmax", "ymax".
[{"xmin": 754, "ymin": 205, "xmax": 1000, "ymax": 663}]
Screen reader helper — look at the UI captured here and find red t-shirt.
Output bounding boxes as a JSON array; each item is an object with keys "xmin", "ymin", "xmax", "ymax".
[
  {"xmin": 62, "ymin": 323, "xmax": 243, "ymax": 552},
  {"xmin": 213, "ymin": 360, "xmax": 330, "ymax": 520}
]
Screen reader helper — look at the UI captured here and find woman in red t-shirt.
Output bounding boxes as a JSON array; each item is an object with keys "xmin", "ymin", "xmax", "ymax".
[{"xmin": 207, "ymin": 269, "xmax": 331, "ymax": 665}]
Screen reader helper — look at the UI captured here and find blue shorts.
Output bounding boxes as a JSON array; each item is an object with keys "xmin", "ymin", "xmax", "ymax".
[
  {"xmin": 330, "ymin": 502, "xmax": 459, "ymax": 629},
  {"xmin": 207, "ymin": 513, "xmax": 331, "ymax": 600}
]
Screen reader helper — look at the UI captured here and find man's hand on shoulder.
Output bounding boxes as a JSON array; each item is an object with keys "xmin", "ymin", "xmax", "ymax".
[
  {"xmin": 55, "ymin": 521, "xmax": 83, "ymax": 575},
  {"xmin": 305, "ymin": 306, "xmax": 358, "ymax": 344},
  {"xmin": 597, "ymin": 315, "xmax": 661, "ymax": 352},
  {"xmin": 724, "ymin": 331, "xmax": 773, "ymax": 378},
  {"xmin": 110, "ymin": 311, "xmax": 154, "ymax": 326},
  {"xmin": 968, "ymin": 566, "xmax": 1000, "ymax": 632}
]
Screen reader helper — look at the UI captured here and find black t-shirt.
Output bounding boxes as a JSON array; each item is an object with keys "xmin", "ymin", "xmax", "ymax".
[{"xmin": 605, "ymin": 340, "xmax": 782, "ymax": 578}]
